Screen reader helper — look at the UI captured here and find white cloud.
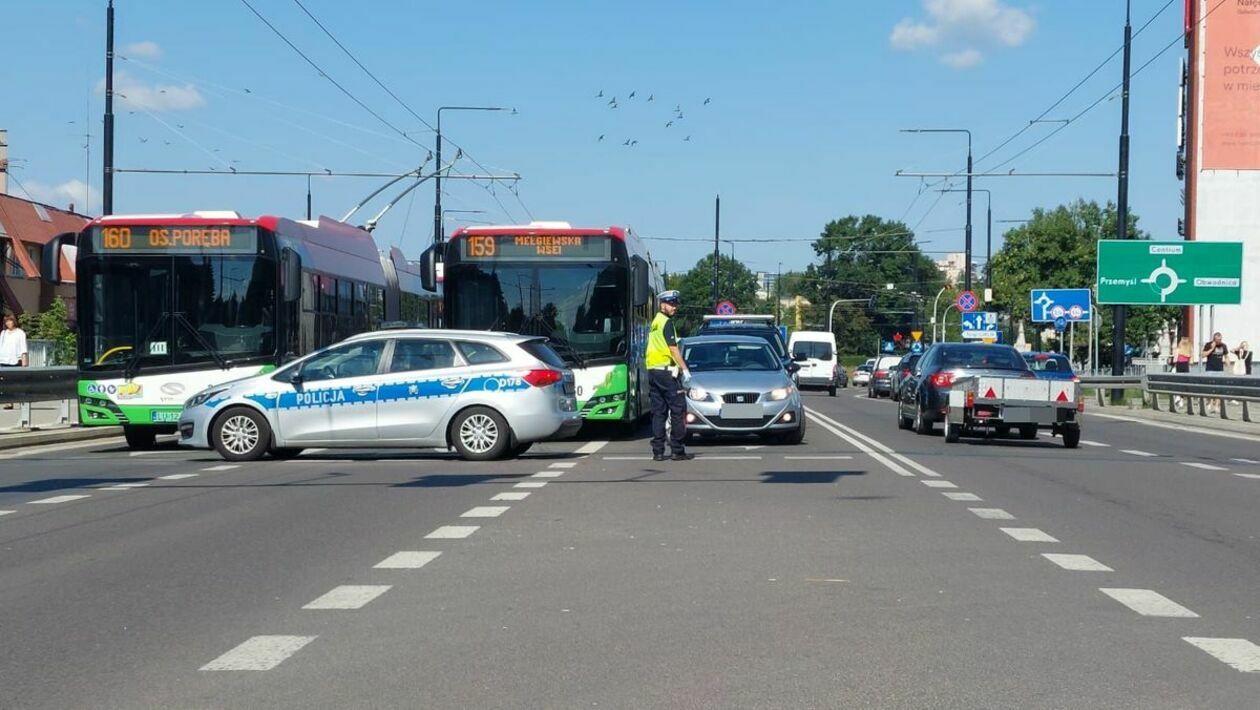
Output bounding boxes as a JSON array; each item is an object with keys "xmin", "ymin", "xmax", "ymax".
[
  {"xmin": 94, "ymin": 70, "xmax": 205, "ymax": 112},
  {"xmin": 122, "ymin": 40, "xmax": 162, "ymax": 59},
  {"xmin": 942, "ymin": 48, "xmax": 984, "ymax": 69},
  {"xmin": 22, "ymin": 179, "xmax": 100, "ymax": 213},
  {"xmin": 890, "ymin": 0, "xmax": 1034, "ymax": 69}
]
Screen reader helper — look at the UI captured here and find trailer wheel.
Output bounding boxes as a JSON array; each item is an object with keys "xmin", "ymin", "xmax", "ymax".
[
  {"xmin": 1062, "ymin": 425, "xmax": 1081, "ymax": 449},
  {"xmin": 944, "ymin": 417, "xmax": 961, "ymax": 443}
]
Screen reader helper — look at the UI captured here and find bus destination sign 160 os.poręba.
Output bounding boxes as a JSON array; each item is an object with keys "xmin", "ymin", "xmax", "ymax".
[
  {"xmin": 461, "ymin": 234, "xmax": 613, "ymax": 262},
  {"xmin": 91, "ymin": 226, "xmax": 259, "ymax": 255}
]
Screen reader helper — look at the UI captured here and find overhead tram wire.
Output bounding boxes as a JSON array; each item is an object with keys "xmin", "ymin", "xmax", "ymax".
[
  {"xmin": 906, "ymin": 0, "xmax": 1178, "ymax": 194},
  {"xmin": 291, "ymin": 0, "xmax": 534, "ymax": 222},
  {"xmin": 238, "ymin": 0, "xmax": 424, "ymax": 150}
]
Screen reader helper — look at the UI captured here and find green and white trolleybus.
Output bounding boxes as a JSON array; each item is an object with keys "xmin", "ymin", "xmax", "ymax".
[
  {"xmin": 421, "ymin": 222, "xmax": 662, "ymax": 426},
  {"xmin": 41, "ymin": 211, "xmax": 434, "ymax": 449}
]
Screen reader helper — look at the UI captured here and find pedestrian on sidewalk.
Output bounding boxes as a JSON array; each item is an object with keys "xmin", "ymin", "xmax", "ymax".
[
  {"xmin": 0, "ymin": 312, "xmax": 28, "ymax": 410},
  {"xmin": 1172, "ymin": 337, "xmax": 1193, "ymax": 411},
  {"xmin": 1233, "ymin": 341, "xmax": 1252, "ymax": 376},
  {"xmin": 1202, "ymin": 332, "xmax": 1228, "ymax": 413},
  {"xmin": 646, "ymin": 290, "xmax": 694, "ymax": 462}
]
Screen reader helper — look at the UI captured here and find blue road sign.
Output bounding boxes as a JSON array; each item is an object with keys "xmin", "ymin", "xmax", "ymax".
[
  {"xmin": 778, "ymin": 325, "xmax": 788, "ymax": 343},
  {"xmin": 882, "ymin": 341, "xmax": 896, "ymax": 353},
  {"xmin": 910, "ymin": 341, "xmax": 924, "ymax": 354},
  {"xmin": 1054, "ymin": 316, "xmax": 1067, "ymax": 332},
  {"xmin": 961, "ymin": 311, "xmax": 999, "ymax": 340},
  {"xmin": 1030, "ymin": 288, "xmax": 1092, "ymax": 323}
]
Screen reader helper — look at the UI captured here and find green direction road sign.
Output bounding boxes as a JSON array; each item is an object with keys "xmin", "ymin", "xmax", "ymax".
[{"xmin": 1096, "ymin": 240, "xmax": 1243, "ymax": 305}]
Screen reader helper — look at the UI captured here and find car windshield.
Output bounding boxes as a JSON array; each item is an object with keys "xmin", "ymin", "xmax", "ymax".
[
  {"xmin": 699, "ymin": 326, "xmax": 786, "ymax": 358},
  {"xmin": 684, "ymin": 341, "xmax": 780, "ymax": 372},
  {"xmin": 939, "ymin": 346, "xmax": 1028, "ymax": 371},
  {"xmin": 792, "ymin": 341, "xmax": 833, "ymax": 360},
  {"xmin": 1025, "ymin": 354, "xmax": 1073, "ymax": 373}
]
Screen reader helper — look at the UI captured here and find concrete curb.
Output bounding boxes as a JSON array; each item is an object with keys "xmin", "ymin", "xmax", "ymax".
[{"xmin": 0, "ymin": 426, "xmax": 123, "ymax": 451}]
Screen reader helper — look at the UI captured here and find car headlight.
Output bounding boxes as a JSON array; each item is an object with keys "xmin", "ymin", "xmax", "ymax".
[
  {"xmin": 767, "ymin": 386, "xmax": 794, "ymax": 401},
  {"xmin": 186, "ymin": 388, "xmax": 227, "ymax": 408},
  {"xmin": 688, "ymin": 386, "xmax": 713, "ymax": 402}
]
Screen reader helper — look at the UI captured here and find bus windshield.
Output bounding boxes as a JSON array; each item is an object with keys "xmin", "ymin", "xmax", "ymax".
[
  {"xmin": 79, "ymin": 253, "xmax": 277, "ymax": 372},
  {"xmin": 446, "ymin": 262, "xmax": 627, "ymax": 364}
]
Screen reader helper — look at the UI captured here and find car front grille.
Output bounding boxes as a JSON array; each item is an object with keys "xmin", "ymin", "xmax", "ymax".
[
  {"xmin": 707, "ymin": 415, "xmax": 775, "ymax": 428},
  {"xmin": 721, "ymin": 392, "xmax": 760, "ymax": 404}
]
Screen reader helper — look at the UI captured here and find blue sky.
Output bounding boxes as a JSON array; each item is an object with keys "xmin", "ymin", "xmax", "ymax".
[{"xmin": 4, "ymin": 1, "xmax": 1187, "ymax": 278}]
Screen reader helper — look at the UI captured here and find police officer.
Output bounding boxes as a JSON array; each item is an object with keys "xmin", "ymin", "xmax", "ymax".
[{"xmin": 646, "ymin": 290, "xmax": 694, "ymax": 461}]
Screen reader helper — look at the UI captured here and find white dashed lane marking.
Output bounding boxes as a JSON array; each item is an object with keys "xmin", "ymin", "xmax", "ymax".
[
  {"xmin": 1232, "ymin": 458, "xmax": 1260, "ymax": 465},
  {"xmin": 921, "ymin": 480, "xmax": 957, "ymax": 489},
  {"xmin": 303, "ymin": 585, "xmax": 392, "ymax": 610},
  {"xmin": 200, "ymin": 635, "xmax": 316, "ymax": 671},
  {"xmin": 202, "ymin": 464, "xmax": 239, "ymax": 472},
  {"xmin": 1183, "ymin": 637, "xmax": 1260, "ymax": 673},
  {"xmin": 27, "ymin": 495, "xmax": 90, "ymax": 505},
  {"xmin": 943, "ymin": 492, "xmax": 983, "ymax": 501},
  {"xmin": 1099, "ymin": 588, "xmax": 1199, "ymax": 618},
  {"xmin": 603, "ymin": 456, "xmax": 650, "ymax": 461},
  {"xmin": 549, "ymin": 462, "xmax": 577, "ymax": 469},
  {"xmin": 574, "ymin": 440, "xmax": 610, "ymax": 455},
  {"xmin": 1079, "ymin": 440, "xmax": 1110, "ymax": 448},
  {"xmin": 462, "ymin": 506, "xmax": 509, "ymax": 518},
  {"xmin": 1121, "ymin": 449, "xmax": 1159, "ymax": 457},
  {"xmin": 969, "ymin": 508, "xmax": 1016, "ymax": 520},
  {"xmin": 784, "ymin": 455, "xmax": 854, "ymax": 460},
  {"xmin": 1000, "ymin": 527, "xmax": 1059, "ymax": 542},
  {"xmin": 0, "ymin": 510, "xmax": 14, "ymax": 517},
  {"xmin": 531, "ymin": 471, "xmax": 564, "ymax": 478},
  {"xmin": 426, "ymin": 525, "xmax": 479, "ymax": 539},
  {"xmin": 374, "ymin": 551, "xmax": 441, "ymax": 569},
  {"xmin": 159, "ymin": 473, "xmax": 199, "ymax": 480},
  {"xmin": 1042, "ymin": 553, "xmax": 1113, "ymax": 572},
  {"xmin": 1234, "ymin": 473, "xmax": 1260, "ymax": 480},
  {"xmin": 514, "ymin": 481, "xmax": 548, "ymax": 489},
  {"xmin": 492, "ymin": 492, "xmax": 531, "ymax": 501},
  {"xmin": 1183, "ymin": 462, "xmax": 1229, "ymax": 471}
]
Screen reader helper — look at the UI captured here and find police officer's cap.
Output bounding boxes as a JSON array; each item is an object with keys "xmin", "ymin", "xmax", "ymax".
[{"xmin": 658, "ymin": 290, "xmax": 681, "ymax": 304}]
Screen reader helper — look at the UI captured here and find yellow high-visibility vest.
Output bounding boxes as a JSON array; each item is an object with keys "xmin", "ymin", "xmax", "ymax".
[{"xmin": 646, "ymin": 312, "xmax": 675, "ymax": 368}]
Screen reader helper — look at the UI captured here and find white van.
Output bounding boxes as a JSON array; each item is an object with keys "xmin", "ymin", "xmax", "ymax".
[{"xmin": 788, "ymin": 330, "xmax": 843, "ymax": 396}]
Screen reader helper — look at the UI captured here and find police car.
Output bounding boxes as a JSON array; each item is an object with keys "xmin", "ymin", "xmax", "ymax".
[{"xmin": 178, "ymin": 330, "xmax": 582, "ymax": 461}]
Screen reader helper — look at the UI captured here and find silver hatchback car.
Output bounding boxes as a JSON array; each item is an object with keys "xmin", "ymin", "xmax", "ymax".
[
  {"xmin": 179, "ymin": 329, "xmax": 581, "ymax": 461},
  {"xmin": 680, "ymin": 335, "xmax": 806, "ymax": 444}
]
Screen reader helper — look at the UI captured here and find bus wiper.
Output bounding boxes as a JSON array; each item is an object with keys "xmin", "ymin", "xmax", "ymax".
[
  {"xmin": 124, "ymin": 312, "xmax": 172, "ymax": 380},
  {"xmin": 171, "ymin": 312, "xmax": 231, "ymax": 371},
  {"xmin": 548, "ymin": 335, "xmax": 586, "ymax": 369}
]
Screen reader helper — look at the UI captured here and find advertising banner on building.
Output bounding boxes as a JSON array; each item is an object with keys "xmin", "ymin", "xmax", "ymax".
[{"xmin": 1202, "ymin": 0, "xmax": 1260, "ymax": 169}]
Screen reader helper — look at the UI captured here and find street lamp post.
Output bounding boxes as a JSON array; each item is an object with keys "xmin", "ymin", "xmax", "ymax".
[
  {"xmin": 902, "ymin": 128, "xmax": 972, "ymax": 291},
  {"xmin": 930, "ymin": 285, "xmax": 950, "ymax": 341},
  {"xmin": 776, "ymin": 262, "xmax": 782, "ymax": 323},
  {"xmin": 1112, "ymin": 0, "xmax": 1133, "ymax": 401},
  {"xmin": 434, "ymin": 106, "xmax": 507, "ymax": 244},
  {"xmin": 938, "ymin": 188, "xmax": 990, "ymax": 290}
]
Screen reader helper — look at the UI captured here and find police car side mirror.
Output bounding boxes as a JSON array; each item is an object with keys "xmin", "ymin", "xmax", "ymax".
[
  {"xmin": 287, "ymin": 368, "xmax": 304, "ymax": 385},
  {"xmin": 792, "ymin": 353, "xmax": 809, "ymax": 362},
  {"xmin": 786, "ymin": 362, "xmax": 801, "ymax": 374}
]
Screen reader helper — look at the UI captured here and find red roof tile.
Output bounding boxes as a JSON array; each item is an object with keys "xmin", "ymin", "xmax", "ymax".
[{"xmin": 0, "ymin": 193, "xmax": 89, "ymax": 278}]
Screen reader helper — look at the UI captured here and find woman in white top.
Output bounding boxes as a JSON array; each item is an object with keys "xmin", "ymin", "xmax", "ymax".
[{"xmin": 0, "ymin": 313, "xmax": 27, "ymax": 367}]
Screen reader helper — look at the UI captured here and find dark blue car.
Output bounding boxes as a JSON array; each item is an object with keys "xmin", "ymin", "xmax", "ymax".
[{"xmin": 1022, "ymin": 352, "xmax": 1077, "ymax": 381}]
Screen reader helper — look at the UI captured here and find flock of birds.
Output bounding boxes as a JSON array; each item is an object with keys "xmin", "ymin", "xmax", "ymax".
[{"xmin": 594, "ymin": 89, "xmax": 711, "ymax": 147}]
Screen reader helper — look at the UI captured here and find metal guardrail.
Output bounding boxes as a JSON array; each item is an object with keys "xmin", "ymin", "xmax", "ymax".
[
  {"xmin": 1145, "ymin": 373, "xmax": 1260, "ymax": 423},
  {"xmin": 1078, "ymin": 375, "xmax": 1143, "ymax": 408},
  {"xmin": 0, "ymin": 367, "xmax": 78, "ymax": 404}
]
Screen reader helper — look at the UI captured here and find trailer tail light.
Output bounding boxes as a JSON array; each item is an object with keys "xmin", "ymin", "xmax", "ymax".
[
  {"xmin": 929, "ymin": 372, "xmax": 954, "ymax": 388},
  {"xmin": 966, "ymin": 390, "xmax": 975, "ymax": 408},
  {"xmin": 1077, "ymin": 396, "xmax": 1085, "ymax": 413},
  {"xmin": 520, "ymin": 369, "xmax": 564, "ymax": 387}
]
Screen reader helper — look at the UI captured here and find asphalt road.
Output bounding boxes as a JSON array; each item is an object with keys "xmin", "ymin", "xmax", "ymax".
[{"xmin": 1, "ymin": 391, "xmax": 1258, "ymax": 709}]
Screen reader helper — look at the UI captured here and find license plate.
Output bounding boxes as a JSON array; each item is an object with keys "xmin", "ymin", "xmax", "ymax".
[
  {"xmin": 150, "ymin": 410, "xmax": 180, "ymax": 423},
  {"xmin": 720, "ymin": 403, "xmax": 762, "ymax": 420}
]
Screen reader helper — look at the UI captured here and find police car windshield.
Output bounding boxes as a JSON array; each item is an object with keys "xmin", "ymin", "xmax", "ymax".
[{"xmin": 684, "ymin": 342, "xmax": 780, "ymax": 372}]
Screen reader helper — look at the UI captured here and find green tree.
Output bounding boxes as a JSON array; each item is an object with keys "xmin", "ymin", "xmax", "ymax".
[
  {"xmin": 989, "ymin": 199, "xmax": 1179, "ymax": 358},
  {"xmin": 17, "ymin": 296, "xmax": 76, "ymax": 365},
  {"xmin": 670, "ymin": 253, "xmax": 759, "ymax": 335},
  {"xmin": 799, "ymin": 215, "xmax": 943, "ymax": 354}
]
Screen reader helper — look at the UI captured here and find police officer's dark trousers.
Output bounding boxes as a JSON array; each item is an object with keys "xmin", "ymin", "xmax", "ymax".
[{"xmin": 649, "ymin": 369, "xmax": 686, "ymax": 456}]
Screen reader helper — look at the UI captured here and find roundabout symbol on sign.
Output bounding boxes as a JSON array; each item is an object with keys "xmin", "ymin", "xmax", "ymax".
[{"xmin": 1139, "ymin": 259, "xmax": 1188, "ymax": 303}]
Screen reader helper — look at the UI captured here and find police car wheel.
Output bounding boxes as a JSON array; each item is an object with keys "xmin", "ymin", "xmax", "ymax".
[
  {"xmin": 451, "ymin": 407, "xmax": 511, "ymax": 461},
  {"xmin": 212, "ymin": 407, "xmax": 270, "ymax": 462}
]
